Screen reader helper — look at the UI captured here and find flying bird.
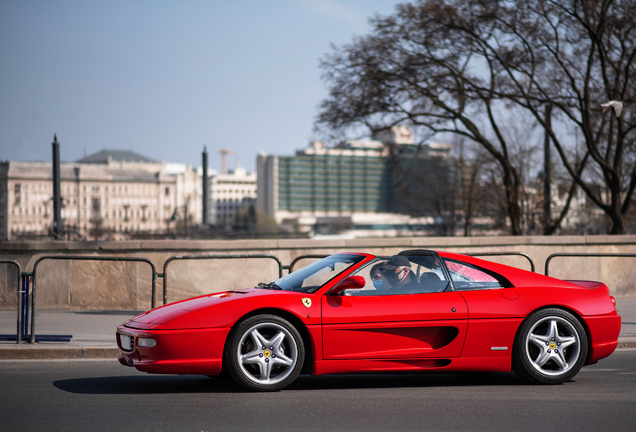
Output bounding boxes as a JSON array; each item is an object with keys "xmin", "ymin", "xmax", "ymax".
[{"xmin": 601, "ymin": 100, "xmax": 623, "ymax": 118}]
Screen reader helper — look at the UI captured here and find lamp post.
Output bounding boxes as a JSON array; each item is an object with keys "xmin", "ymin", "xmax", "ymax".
[
  {"xmin": 170, "ymin": 208, "xmax": 180, "ymax": 237},
  {"xmin": 170, "ymin": 197, "xmax": 190, "ymax": 237},
  {"xmin": 542, "ymin": 104, "xmax": 552, "ymax": 234}
]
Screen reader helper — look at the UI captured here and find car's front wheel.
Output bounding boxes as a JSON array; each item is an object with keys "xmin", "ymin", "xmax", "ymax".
[
  {"xmin": 513, "ymin": 308, "xmax": 588, "ymax": 384},
  {"xmin": 225, "ymin": 314, "xmax": 304, "ymax": 391}
]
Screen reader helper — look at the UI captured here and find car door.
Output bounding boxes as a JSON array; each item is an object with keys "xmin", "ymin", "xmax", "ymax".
[
  {"xmin": 442, "ymin": 256, "xmax": 521, "ymax": 359},
  {"xmin": 321, "ymin": 254, "xmax": 468, "ymax": 360}
]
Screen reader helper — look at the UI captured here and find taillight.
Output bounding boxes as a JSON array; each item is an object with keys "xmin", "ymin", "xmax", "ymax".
[{"xmin": 610, "ymin": 296, "xmax": 616, "ymax": 309}]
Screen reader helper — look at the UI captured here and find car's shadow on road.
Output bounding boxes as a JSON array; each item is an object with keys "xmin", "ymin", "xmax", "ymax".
[
  {"xmin": 53, "ymin": 371, "xmax": 528, "ymax": 395},
  {"xmin": 289, "ymin": 372, "xmax": 526, "ymax": 390}
]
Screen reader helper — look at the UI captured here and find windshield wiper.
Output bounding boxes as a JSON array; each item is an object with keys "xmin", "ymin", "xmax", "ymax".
[{"xmin": 256, "ymin": 282, "xmax": 283, "ymax": 290}]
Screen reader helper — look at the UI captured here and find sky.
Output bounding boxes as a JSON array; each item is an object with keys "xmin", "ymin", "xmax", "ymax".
[{"xmin": 0, "ymin": 0, "xmax": 404, "ymax": 172}]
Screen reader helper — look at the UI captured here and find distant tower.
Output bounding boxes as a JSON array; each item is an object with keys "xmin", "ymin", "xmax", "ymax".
[
  {"xmin": 52, "ymin": 135, "xmax": 63, "ymax": 239},
  {"xmin": 202, "ymin": 146, "xmax": 209, "ymax": 225}
]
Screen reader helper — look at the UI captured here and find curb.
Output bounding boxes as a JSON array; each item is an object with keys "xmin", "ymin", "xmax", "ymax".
[
  {"xmin": 0, "ymin": 347, "xmax": 120, "ymax": 360},
  {"xmin": 617, "ymin": 341, "xmax": 636, "ymax": 349}
]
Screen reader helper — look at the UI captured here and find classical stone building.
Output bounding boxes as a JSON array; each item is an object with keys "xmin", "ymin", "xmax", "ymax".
[
  {"xmin": 208, "ymin": 166, "xmax": 257, "ymax": 227},
  {"xmin": 0, "ymin": 150, "xmax": 201, "ymax": 241}
]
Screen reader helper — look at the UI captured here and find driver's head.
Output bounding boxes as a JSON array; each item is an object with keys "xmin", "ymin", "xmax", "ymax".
[{"xmin": 380, "ymin": 255, "xmax": 411, "ymax": 286}]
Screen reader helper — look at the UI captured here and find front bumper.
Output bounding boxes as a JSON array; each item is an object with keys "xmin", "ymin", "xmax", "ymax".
[{"xmin": 116, "ymin": 325, "xmax": 231, "ymax": 375}]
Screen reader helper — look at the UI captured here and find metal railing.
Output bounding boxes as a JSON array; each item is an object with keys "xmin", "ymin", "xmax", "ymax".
[
  {"xmin": 0, "ymin": 260, "xmax": 22, "ymax": 344},
  {"xmin": 31, "ymin": 255, "xmax": 157, "ymax": 344},
  {"xmin": 287, "ymin": 252, "xmax": 535, "ymax": 273},
  {"xmin": 545, "ymin": 253, "xmax": 636, "ymax": 276},
  {"xmin": 10, "ymin": 249, "xmax": 541, "ymax": 342},
  {"xmin": 466, "ymin": 252, "xmax": 535, "ymax": 273},
  {"xmin": 161, "ymin": 254, "xmax": 284, "ymax": 305}
]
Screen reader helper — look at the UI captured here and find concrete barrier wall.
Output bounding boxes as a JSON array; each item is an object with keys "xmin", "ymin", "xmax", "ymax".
[{"xmin": 1, "ymin": 235, "xmax": 635, "ymax": 310}]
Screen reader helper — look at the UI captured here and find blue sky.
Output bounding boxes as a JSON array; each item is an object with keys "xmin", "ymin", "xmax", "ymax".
[{"xmin": 0, "ymin": 0, "xmax": 403, "ymax": 172}]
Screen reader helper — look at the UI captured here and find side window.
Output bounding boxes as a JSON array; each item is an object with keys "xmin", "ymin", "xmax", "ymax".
[
  {"xmin": 344, "ymin": 259, "xmax": 385, "ymax": 296},
  {"xmin": 443, "ymin": 259, "xmax": 509, "ymax": 290},
  {"xmin": 404, "ymin": 255, "xmax": 448, "ymax": 293},
  {"xmin": 344, "ymin": 255, "xmax": 449, "ymax": 296}
]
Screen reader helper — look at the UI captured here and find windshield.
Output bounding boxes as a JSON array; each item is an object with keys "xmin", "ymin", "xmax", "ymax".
[{"xmin": 272, "ymin": 254, "xmax": 366, "ymax": 293}]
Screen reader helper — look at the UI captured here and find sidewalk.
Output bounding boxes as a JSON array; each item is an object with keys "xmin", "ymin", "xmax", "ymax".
[
  {"xmin": 0, "ymin": 310, "xmax": 139, "ymax": 359},
  {"xmin": 1, "ymin": 298, "xmax": 635, "ymax": 359}
]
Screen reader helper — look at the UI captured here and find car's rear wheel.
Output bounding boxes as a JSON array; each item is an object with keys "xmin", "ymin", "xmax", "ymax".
[
  {"xmin": 225, "ymin": 314, "xmax": 304, "ymax": 391},
  {"xmin": 513, "ymin": 308, "xmax": 588, "ymax": 384}
]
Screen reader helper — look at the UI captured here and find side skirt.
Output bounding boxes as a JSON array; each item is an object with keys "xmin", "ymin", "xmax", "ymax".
[{"xmin": 313, "ymin": 357, "xmax": 511, "ymax": 376}]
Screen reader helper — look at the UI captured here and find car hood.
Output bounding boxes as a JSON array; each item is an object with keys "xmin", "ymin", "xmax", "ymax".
[{"xmin": 123, "ymin": 288, "xmax": 302, "ymax": 330}]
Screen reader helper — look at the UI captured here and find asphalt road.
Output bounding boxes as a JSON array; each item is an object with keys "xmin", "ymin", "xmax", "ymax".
[{"xmin": 1, "ymin": 350, "xmax": 635, "ymax": 432}]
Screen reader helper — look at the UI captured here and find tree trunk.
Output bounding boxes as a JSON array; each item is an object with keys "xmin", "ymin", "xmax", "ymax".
[{"xmin": 608, "ymin": 200, "xmax": 625, "ymax": 234}]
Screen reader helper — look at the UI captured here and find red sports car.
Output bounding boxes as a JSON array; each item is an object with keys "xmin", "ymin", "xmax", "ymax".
[{"xmin": 116, "ymin": 250, "xmax": 621, "ymax": 391}]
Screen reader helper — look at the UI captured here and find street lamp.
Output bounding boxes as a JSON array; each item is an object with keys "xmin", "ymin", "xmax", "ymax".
[{"xmin": 170, "ymin": 198, "xmax": 190, "ymax": 237}]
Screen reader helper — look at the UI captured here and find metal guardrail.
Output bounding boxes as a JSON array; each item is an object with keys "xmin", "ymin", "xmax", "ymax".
[
  {"xmin": 545, "ymin": 253, "xmax": 636, "ymax": 276},
  {"xmin": 466, "ymin": 252, "xmax": 535, "ymax": 273},
  {"xmin": 12, "ymin": 250, "xmax": 538, "ymax": 342},
  {"xmin": 161, "ymin": 254, "xmax": 284, "ymax": 305},
  {"xmin": 31, "ymin": 255, "xmax": 157, "ymax": 344},
  {"xmin": 0, "ymin": 260, "xmax": 22, "ymax": 344},
  {"xmin": 288, "ymin": 252, "xmax": 535, "ymax": 273}
]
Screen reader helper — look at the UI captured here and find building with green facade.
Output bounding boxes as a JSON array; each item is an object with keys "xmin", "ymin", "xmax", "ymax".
[{"xmin": 256, "ymin": 128, "xmax": 453, "ymax": 236}]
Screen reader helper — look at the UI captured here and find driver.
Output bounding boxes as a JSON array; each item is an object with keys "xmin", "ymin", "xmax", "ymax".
[{"xmin": 379, "ymin": 255, "xmax": 415, "ymax": 293}]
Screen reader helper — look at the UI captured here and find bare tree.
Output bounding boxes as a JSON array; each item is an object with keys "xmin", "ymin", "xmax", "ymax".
[
  {"xmin": 386, "ymin": 143, "xmax": 459, "ymax": 235},
  {"xmin": 317, "ymin": 0, "xmax": 635, "ymax": 234},
  {"xmin": 318, "ymin": 1, "xmax": 536, "ymax": 234},
  {"xmin": 431, "ymin": 0, "xmax": 636, "ymax": 233},
  {"xmin": 442, "ymin": 137, "xmax": 491, "ymax": 236}
]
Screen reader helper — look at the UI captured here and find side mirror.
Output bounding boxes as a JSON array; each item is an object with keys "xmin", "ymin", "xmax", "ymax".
[{"xmin": 330, "ymin": 275, "xmax": 366, "ymax": 296}]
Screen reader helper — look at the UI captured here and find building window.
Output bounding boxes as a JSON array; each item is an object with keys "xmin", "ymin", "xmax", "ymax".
[
  {"xmin": 92, "ymin": 186, "xmax": 99, "ymax": 192},
  {"xmin": 165, "ymin": 187, "xmax": 170, "ymax": 196},
  {"xmin": 14, "ymin": 184, "xmax": 21, "ymax": 194}
]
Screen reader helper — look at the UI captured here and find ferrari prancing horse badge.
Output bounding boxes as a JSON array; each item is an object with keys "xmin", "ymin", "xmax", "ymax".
[{"xmin": 302, "ymin": 298, "xmax": 312, "ymax": 308}]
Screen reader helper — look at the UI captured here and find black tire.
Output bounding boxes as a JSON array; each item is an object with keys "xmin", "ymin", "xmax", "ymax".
[
  {"xmin": 224, "ymin": 314, "xmax": 305, "ymax": 391},
  {"xmin": 513, "ymin": 308, "xmax": 588, "ymax": 384}
]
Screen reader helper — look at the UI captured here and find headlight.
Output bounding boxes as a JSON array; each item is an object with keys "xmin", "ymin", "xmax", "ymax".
[
  {"xmin": 119, "ymin": 334, "xmax": 133, "ymax": 351},
  {"xmin": 137, "ymin": 337, "xmax": 156, "ymax": 348}
]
